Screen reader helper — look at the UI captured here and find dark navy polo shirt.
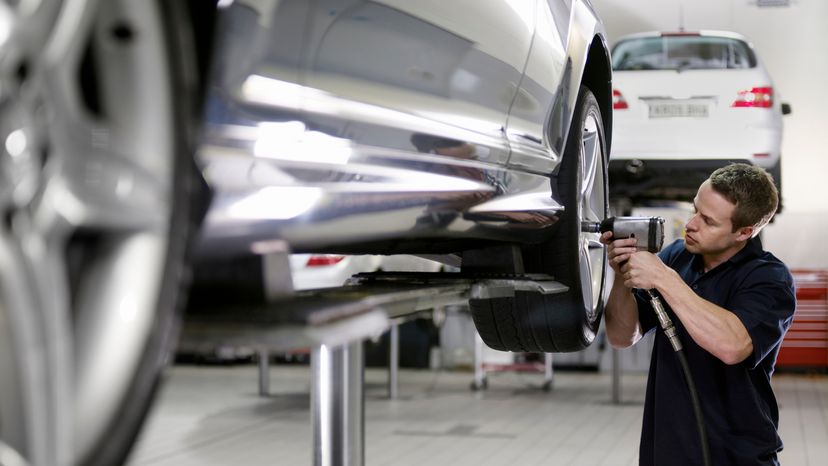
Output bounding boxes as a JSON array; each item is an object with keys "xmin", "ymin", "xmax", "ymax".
[{"xmin": 635, "ymin": 237, "xmax": 796, "ymax": 466}]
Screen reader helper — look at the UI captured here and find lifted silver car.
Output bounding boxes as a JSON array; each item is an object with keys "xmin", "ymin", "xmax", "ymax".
[{"xmin": 0, "ymin": 1, "xmax": 612, "ymax": 464}]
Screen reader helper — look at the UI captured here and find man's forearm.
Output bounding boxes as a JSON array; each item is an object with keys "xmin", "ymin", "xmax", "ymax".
[
  {"xmin": 604, "ymin": 276, "xmax": 644, "ymax": 348},
  {"xmin": 654, "ymin": 270, "xmax": 753, "ymax": 364}
]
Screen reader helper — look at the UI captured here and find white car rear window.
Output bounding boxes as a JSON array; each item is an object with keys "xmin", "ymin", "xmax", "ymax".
[{"xmin": 612, "ymin": 35, "xmax": 757, "ymax": 71}]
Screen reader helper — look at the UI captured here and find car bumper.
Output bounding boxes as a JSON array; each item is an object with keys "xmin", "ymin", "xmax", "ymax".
[
  {"xmin": 608, "ymin": 158, "xmax": 782, "ymax": 202},
  {"xmin": 610, "ymin": 110, "xmax": 783, "ymax": 169}
]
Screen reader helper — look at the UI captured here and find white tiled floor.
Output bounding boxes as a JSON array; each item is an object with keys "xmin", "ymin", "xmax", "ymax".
[{"xmin": 127, "ymin": 364, "xmax": 828, "ymax": 466}]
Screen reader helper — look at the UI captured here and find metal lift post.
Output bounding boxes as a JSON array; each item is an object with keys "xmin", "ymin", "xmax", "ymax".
[{"xmin": 181, "ymin": 272, "xmax": 566, "ymax": 466}]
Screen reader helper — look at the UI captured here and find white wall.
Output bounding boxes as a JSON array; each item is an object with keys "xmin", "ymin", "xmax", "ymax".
[{"xmin": 591, "ymin": 0, "xmax": 828, "ymax": 269}]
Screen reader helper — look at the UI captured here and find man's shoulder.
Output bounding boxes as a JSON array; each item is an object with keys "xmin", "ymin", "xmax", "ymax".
[
  {"xmin": 747, "ymin": 249, "xmax": 794, "ymax": 287},
  {"xmin": 740, "ymin": 237, "xmax": 792, "ymax": 278}
]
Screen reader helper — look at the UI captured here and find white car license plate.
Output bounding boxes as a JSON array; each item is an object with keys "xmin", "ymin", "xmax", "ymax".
[{"xmin": 648, "ymin": 102, "xmax": 709, "ymax": 118}]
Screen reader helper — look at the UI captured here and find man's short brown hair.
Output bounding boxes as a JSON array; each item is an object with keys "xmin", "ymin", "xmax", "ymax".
[{"xmin": 708, "ymin": 163, "xmax": 778, "ymax": 232}]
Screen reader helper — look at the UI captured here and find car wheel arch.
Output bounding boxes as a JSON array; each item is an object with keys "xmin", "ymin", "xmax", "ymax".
[
  {"xmin": 558, "ymin": 1, "xmax": 612, "ymax": 160},
  {"xmin": 581, "ymin": 36, "xmax": 613, "ymax": 155}
]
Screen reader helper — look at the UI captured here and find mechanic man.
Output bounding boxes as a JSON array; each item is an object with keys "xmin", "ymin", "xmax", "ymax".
[{"xmin": 601, "ymin": 163, "xmax": 796, "ymax": 465}]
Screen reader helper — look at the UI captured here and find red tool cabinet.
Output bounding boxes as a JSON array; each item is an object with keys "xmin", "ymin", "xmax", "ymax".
[{"xmin": 776, "ymin": 269, "xmax": 828, "ymax": 369}]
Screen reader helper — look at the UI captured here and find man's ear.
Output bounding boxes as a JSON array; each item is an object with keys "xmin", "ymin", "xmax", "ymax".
[{"xmin": 736, "ymin": 226, "xmax": 755, "ymax": 241}]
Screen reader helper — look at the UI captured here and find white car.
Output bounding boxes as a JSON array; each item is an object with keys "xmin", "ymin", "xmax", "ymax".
[
  {"xmin": 290, "ymin": 254, "xmax": 442, "ymax": 291},
  {"xmin": 609, "ymin": 30, "xmax": 790, "ymax": 205}
]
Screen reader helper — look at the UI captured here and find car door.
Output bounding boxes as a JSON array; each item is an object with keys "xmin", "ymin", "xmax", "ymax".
[
  {"xmin": 197, "ymin": 0, "xmax": 543, "ymax": 253},
  {"xmin": 302, "ymin": 0, "xmax": 536, "ymax": 166},
  {"xmin": 506, "ymin": 0, "xmax": 570, "ymax": 175}
]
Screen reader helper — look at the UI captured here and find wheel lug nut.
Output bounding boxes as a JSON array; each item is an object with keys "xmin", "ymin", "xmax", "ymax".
[{"xmin": 111, "ymin": 21, "xmax": 135, "ymax": 43}]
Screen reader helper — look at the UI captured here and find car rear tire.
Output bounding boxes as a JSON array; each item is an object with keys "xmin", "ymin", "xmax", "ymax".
[
  {"xmin": 0, "ymin": 2, "xmax": 201, "ymax": 465},
  {"xmin": 470, "ymin": 86, "xmax": 608, "ymax": 353}
]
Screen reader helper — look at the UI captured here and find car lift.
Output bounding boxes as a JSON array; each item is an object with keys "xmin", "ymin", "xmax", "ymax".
[{"xmin": 181, "ymin": 271, "xmax": 566, "ymax": 466}]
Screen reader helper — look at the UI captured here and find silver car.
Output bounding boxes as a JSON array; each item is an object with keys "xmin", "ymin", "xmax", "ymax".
[{"xmin": 0, "ymin": 1, "xmax": 611, "ymax": 465}]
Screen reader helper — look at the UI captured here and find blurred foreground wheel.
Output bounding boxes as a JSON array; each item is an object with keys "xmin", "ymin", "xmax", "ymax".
[
  {"xmin": 0, "ymin": 1, "xmax": 199, "ymax": 465},
  {"xmin": 470, "ymin": 86, "xmax": 608, "ymax": 353}
]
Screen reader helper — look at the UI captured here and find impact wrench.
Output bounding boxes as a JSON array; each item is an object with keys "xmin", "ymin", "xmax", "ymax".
[{"xmin": 583, "ymin": 216, "xmax": 712, "ymax": 466}]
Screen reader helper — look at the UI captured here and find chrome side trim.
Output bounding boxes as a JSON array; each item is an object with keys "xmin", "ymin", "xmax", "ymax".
[
  {"xmin": 467, "ymin": 191, "xmax": 562, "ymax": 215},
  {"xmin": 238, "ymin": 75, "xmax": 512, "ymax": 161},
  {"xmin": 198, "ymin": 132, "xmax": 559, "ymax": 254}
]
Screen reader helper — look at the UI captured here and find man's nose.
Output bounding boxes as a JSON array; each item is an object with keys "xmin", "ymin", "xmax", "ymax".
[{"xmin": 685, "ymin": 215, "xmax": 699, "ymax": 231}]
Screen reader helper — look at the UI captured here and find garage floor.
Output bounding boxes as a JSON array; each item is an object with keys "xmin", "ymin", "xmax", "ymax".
[{"xmin": 127, "ymin": 363, "xmax": 828, "ymax": 466}]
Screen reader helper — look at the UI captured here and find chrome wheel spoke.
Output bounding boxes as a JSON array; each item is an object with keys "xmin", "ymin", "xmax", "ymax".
[
  {"xmin": 41, "ymin": 143, "xmax": 171, "ymax": 232},
  {"xmin": 581, "ymin": 129, "xmax": 598, "ymax": 199},
  {"xmin": 0, "ymin": 2, "xmax": 63, "ymax": 69},
  {"xmin": 579, "ymin": 242, "xmax": 594, "ymax": 312},
  {"xmin": 37, "ymin": 0, "xmax": 174, "ymax": 234},
  {"xmin": 580, "ymin": 116, "xmax": 602, "ymax": 223},
  {"xmin": 0, "ymin": 230, "xmax": 45, "ymax": 465},
  {"xmin": 73, "ymin": 231, "xmax": 167, "ymax": 455},
  {"xmin": 0, "ymin": 220, "xmax": 72, "ymax": 466},
  {"xmin": 1, "ymin": 2, "xmax": 77, "ymax": 465}
]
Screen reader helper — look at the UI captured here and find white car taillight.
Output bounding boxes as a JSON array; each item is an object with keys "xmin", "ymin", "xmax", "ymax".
[
  {"xmin": 612, "ymin": 89, "xmax": 628, "ymax": 110},
  {"xmin": 306, "ymin": 255, "xmax": 347, "ymax": 267},
  {"xmin": 732, "ymin": 86, "xmax": 773, "ymax": 108}
]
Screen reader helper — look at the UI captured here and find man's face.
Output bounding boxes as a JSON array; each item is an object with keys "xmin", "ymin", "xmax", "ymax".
[{"xmin": 684, "ymin": 181, "xmax": 746, "ymax": 257}]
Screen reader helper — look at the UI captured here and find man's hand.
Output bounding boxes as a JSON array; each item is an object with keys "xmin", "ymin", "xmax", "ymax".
[
  {"xmin": 619, "ymin": 251, "xmax": 672, "ymax": 290},
  {"xmin": 600, "ymin": 232, "xmax": 669, "ymax": 290},
  {"xmin": 600, "ymin": 232, "xmax": 638, "ymax": 274},
  {"xmin": 600, "ymin": 231, "xmax": 646, "ymax": 348}
]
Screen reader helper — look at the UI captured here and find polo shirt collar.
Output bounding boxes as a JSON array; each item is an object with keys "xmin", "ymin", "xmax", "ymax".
[{"xmin": 728, "ymin": 236, "xmax": 764, "ymax": 265}]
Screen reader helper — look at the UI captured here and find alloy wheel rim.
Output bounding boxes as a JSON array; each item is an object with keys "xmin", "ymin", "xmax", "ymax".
[
  {"xmin": 577, "ymin": 107, "xmax": 607, "ymax": 320},
  {"xmin": 1, "ymin": 0, "xmax": 177, "ymax": 463}
]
